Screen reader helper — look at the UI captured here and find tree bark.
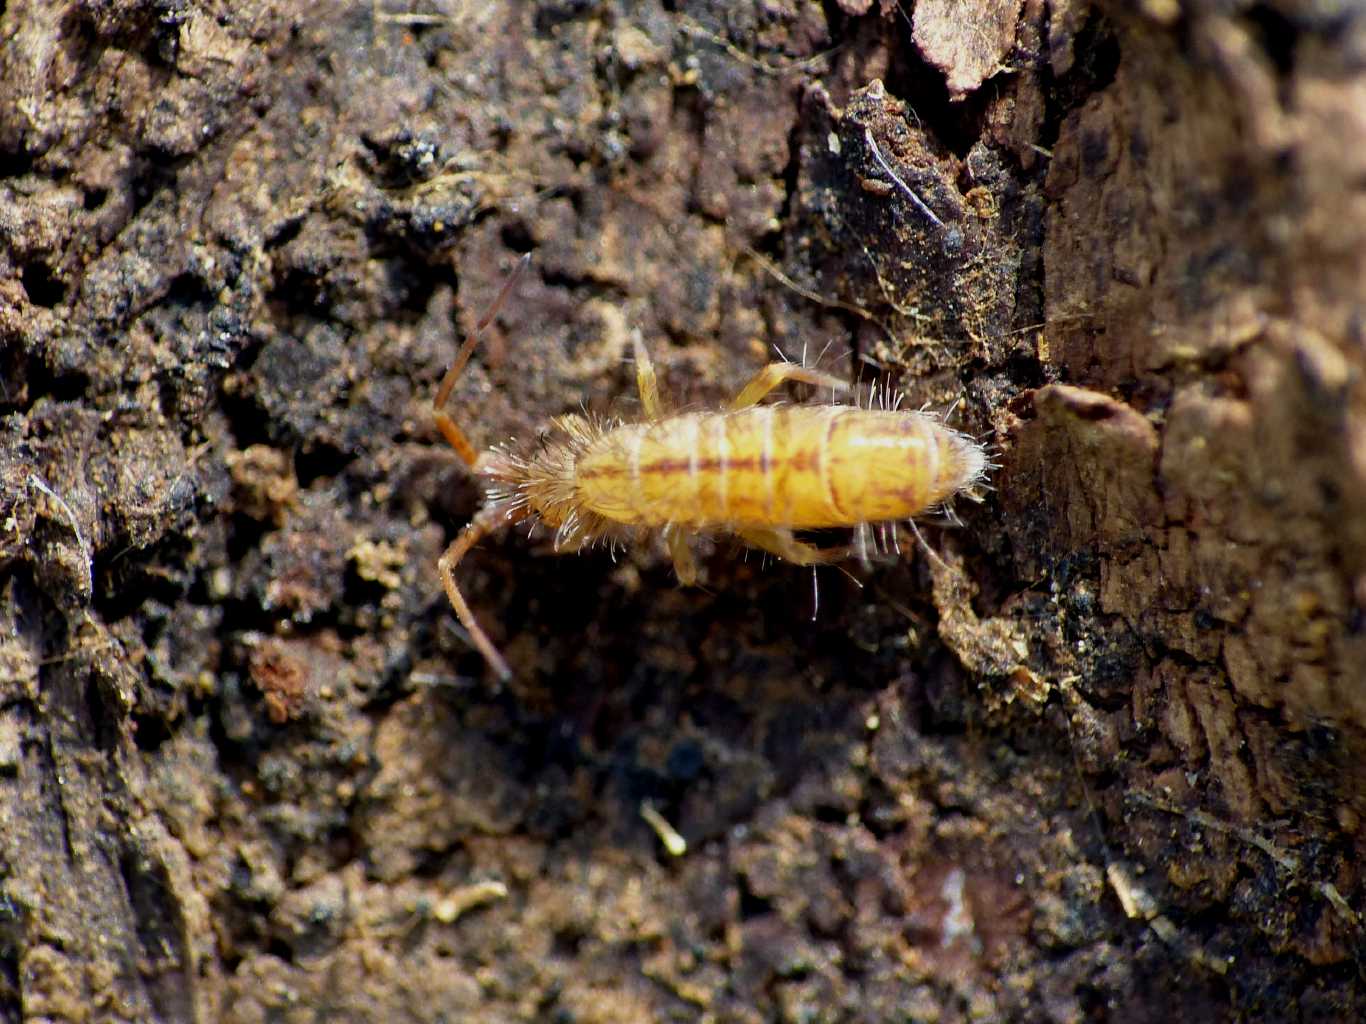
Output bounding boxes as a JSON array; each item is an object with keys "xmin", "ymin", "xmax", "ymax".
[{"xmin": 1, "ymin": 1, "xmax": 1361, "ymax": 1021}]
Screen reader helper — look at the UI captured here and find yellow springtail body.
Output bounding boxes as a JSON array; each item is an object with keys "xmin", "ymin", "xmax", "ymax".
[{"xmin": 434, "ymin": 255, "xmax": 988, "ymax": 679}]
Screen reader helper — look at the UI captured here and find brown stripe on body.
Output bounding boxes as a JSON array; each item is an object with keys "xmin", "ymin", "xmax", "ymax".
[
  {"xmin": 631, "ymin": 414, "xmax": 731, "ymax": 525},
  {"xmin": 712, "ymin": 412, "xmax": 729, "ymax": 519},
  {"xmin": 575, "ymin": 406, "xmax": 959, "ymax": 529},
  {"xmin": 579, "ymin": 454, "xmax": 763, "ymax": 476},
  {"xmin": 762, "ymin": 405, "xmax": 817, "ymax": 524},
  {"xmin": 821, "ymin": 406, "xmax": 850, "ymax": 521}
]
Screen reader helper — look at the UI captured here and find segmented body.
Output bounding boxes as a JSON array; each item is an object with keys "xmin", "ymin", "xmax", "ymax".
[
  {"xmin": 516, "ymin": 405, "xmax": 984, "ymax": 538},
  {"xmin": 433, "ymin": 254, "xmax": 989, "ymax": 680}
]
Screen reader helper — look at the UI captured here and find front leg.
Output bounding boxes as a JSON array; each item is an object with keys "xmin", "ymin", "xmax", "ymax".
[
  {"xmin": 632, "ymin": 330, "xmax": 663, "ymax": 419},
  {"xmin": 666, "ymin": 527, "xmax": 699, "ymax": 586}
]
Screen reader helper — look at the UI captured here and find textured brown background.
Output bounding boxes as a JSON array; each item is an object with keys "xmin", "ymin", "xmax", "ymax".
[{"xmin": 1, "ymin": 1, "xmax": 1363, "ymax": 1021}]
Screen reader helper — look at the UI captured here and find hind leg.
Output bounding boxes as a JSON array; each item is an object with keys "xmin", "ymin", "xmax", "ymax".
[
  {"xmin": 730, "ymin": 363, "xmax": 849, "ymax": 410},
  {"xmin": 737, "ymin": 527, "xmax": 847, "ymax": 565}
]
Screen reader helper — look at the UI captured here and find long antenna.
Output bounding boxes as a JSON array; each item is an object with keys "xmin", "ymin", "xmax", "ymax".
[{"xmin": 432, "ymin": 253, "xmax": 533, "ymax": 466}]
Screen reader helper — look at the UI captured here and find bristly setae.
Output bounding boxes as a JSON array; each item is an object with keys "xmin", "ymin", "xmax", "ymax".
[{"xmin": 434, "ymin": 254, "xmax": 988, "ymax": 680}]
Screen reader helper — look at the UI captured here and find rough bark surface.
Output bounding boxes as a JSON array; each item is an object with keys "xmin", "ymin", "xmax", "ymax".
[{"xmin": 1, "ymin": 1, "xmax": 1363, "ymax": 1021}]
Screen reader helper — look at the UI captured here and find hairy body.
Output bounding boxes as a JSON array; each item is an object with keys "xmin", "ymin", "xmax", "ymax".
[
  {"xmin": 434, "ymin": 256, "xmax": 988, "ymax": 679},
  {"xmin": 487, "ymin": 404, "xmax": 983, "ymax": 547}
]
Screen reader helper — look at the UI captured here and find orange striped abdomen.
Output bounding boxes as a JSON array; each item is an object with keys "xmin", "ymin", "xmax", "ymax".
[{"xmin": 573, "ymin": 406, "xmax": 984, "ymax": 530}]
